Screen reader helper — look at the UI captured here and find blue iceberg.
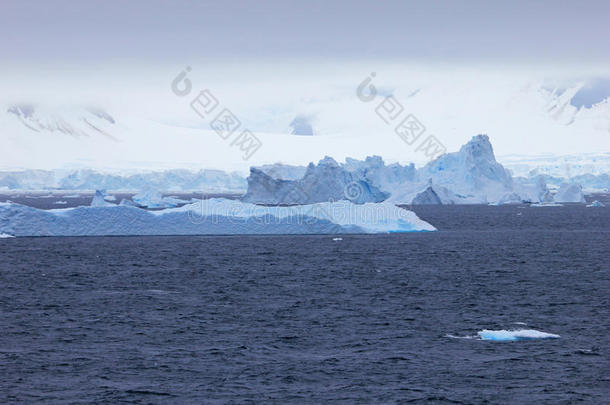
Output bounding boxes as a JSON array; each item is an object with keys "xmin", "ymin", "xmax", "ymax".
[
  {"xmin": 0, "ymin": 198, "xmax": 436, "ymax": 237},
  {"xmin": 477, "ymin": 329, "xmax": 560, "ymax": 342}
]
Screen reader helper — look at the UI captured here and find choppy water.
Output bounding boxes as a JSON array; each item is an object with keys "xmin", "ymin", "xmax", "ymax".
[{"xmin": 1, "ymin": 205, "xmax": 609, "ymax": 403}]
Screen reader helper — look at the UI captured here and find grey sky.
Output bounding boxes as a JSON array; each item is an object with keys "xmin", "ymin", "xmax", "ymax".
[{"xmin": 2, "ymin": 0, "xmax": 609, "ymax": 64}]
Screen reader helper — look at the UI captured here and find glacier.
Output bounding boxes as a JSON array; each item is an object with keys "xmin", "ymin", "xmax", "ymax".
[
  {"xmin": 0, "ymin": 199, "xmax": 435, "ymax": 237},
  {"xmin": 0, "ymin": 168, "xmax": 247, "ymax": 193}
]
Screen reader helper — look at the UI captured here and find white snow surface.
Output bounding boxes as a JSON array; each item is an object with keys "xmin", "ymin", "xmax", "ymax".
[
  {"xmin": 2, "ymin": 70, "xmax": 609, "ymax": 173},
  {"xmin": 0, "ymin": 199, "xmax": 435, "ymax": 236}
]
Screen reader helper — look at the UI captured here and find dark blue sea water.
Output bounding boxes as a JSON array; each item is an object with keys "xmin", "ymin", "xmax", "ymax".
[{"xmin": 1, "ymin": 204, "xmax": 609, "ymax": 403}]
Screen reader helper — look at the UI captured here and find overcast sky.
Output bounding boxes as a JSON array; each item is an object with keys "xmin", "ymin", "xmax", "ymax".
[{"xmin": 2, "ymin": 0, "xmax": 609, "ymax": 65}]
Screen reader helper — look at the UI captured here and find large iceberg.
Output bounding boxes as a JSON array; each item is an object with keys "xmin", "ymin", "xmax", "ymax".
[
  {"xmin": 245, "ymin": 135, "xmax": 558, "ymax": 205},
  {"xmin": 0, "ymin": 199, "xmax": 435, "ymax": 237},
  {"xmin": 409, "ymin": 135, "xmax": 514, "ymax": 204},
  {"xmin": 241, "ymin": 157, "xmax": 389, "ymax": 205}
]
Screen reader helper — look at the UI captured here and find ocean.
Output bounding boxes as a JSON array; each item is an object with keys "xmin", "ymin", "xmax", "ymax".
[{"xmin": 1, "ymin": 204, "xmax": 608, "ymax": 403}]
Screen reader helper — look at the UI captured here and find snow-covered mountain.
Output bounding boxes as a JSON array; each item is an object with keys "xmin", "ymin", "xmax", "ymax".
[
  {"xmin": 6, "ymin": 104, "xmax": 118, "ymax": 140},
  {"xmin": 2, "ymin": 70, "xmax": 609, "ymax": 172},
  {"xmin": 539, "ymin": 78, "xmax": 610, "ymax": 128}
]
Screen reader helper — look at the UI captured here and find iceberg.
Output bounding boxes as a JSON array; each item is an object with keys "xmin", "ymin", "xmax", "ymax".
[
  {"xmin": 530, "ymin": 202, "xmax": 563, "ymax": 207},
  {"xmin": 388, "ymin": 135, "xmax": 555, "ymax": 205},
  {"xmin": 554, "ymin": 183, "xmax": 586, "ymax": 203},
  {"xmin": 90, "ymin": 190, "xmax": 115, "ymax": 207},
  {"xmin": 477, "ymin": 329, "xmax": 560, "ymax": 342},
  {"xmin": 256, "ymin": 163, "xmax": 307, "ymax": 181},
  {"xmin": 244, "ymin": 136, "xmax": 559, "ymax": 206},
  {"xmin": 412, "ymin": 135, "xmax": 515, "ymax": 204},
  {"xmin": 0, "ymin": 233, "xmax": 15, "ymax": 238},
  {"xmin": 410, "ymin": 182, "xmax": 457, "ymax": 205},
  {"xmin": 132, "ymin": 189, "xmax": 187, "ymax": 208},
  {"xmin": 241, "ymin": 157, "xmax": 389, "ymax": 205},
  {"xmin": 343, "ymin": 156, "xmax": 417, "ymax": 194},
  {"xmin": 496, "ymin": 192, "xmax": 523, "ymax": 205},
  {"xmin": 0, "ymin": 199, "xmax": 435, "ymax": 237},
  {"xmin": 586, "ymin": 200, "xmax": 605, "ymax": 207},
  {"xmin": 412, "ymin": 186, "xmax": 442, "ymax": 205}
]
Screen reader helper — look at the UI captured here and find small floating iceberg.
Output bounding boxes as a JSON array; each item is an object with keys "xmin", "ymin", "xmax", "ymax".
[
  {"xmin": 477, "ymin": 329, "xmax": 560, "ymax": 342},
  {"xmin": 530, "ymin": 202, "xmax": 563, "ymax": 207},
  {"xmin": 586, "ymin": 200, "xmax": 605, "ymax": 208},
  {"xmin": 132, "ymin": 189, "xmax": 188, "ymax": 209},
  {"xmin": 90, "ymin": 190, "xmax": 115, "ymax": 207},
  {"xmin": 0, "ymin": 233, "xmax": 15, "ymax": 238}
]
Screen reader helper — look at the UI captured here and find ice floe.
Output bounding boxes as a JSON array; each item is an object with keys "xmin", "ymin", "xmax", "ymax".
[
  {"xmin": 586, "ymin": 200, "xmax": 605, "ymax": 207},
  {"xmin": 477, "ymin": 329, "xmax": 560, "ymax": 341}
]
